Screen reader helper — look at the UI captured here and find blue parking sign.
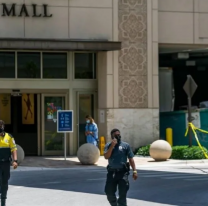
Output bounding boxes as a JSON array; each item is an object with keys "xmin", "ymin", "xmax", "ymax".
[{"xmin": 57, "ymin": 110, "xmax": 73, "ymax": 133}]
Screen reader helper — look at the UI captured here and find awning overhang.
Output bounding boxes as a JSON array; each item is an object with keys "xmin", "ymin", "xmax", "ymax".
[{"xmin": 0, "ymin": 38, "xmax": 121, "ymax": 51}]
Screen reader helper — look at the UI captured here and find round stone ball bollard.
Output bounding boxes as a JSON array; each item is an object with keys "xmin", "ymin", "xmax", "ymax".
[
  {"xmin": 77, "ymin": 143, "xmax": 100, "ymax": 165},
  {"xmin": 149, "ymin": 140, "xmax": 172, "ymax": 161},
  {"xmin": 15, "ymin": 144, "xmax": 25, "ymax": 165}
]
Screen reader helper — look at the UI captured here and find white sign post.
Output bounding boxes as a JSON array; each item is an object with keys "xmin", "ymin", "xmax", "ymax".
[{"xmin": 57, "ymin": 110, "xmax": 73, "ymax": 160}]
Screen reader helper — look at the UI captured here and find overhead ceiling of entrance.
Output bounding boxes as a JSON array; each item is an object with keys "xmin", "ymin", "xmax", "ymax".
[
  {"xmin": 159, "ymin": 44, "xmax": 208, "ymax": 54},
  {"xmin": 0, "ymin": 38, "xmax": 121, "ymax": 51}
]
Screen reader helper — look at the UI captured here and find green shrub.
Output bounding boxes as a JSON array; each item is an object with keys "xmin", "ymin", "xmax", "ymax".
[
  {"xmin": 171, "ymin": 145, "xmax": 208, "ymax": 160},
  {"xmin": 135, "ymin": 145, "xmax": 150, "ymax": 156},
  {"xmin": 135, "ymin": 144, "xmax": 208, "ymax": 160}
]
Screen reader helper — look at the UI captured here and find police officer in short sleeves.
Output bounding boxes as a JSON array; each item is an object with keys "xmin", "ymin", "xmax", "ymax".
[
  {"xmin": 0, "ymin": 120, "xmax": 18, "ymax": 206},
  {"xmin": 104, "ymin": 129, "xmax": 138, "ymax": 206}
]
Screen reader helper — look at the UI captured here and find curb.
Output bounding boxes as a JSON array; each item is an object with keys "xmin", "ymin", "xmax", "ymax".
[{"xmin": 134, "ymin": 156, "xmax": 208, "ymax": 164}]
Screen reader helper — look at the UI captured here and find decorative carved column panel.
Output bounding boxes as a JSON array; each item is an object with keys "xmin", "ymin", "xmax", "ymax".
[{"xmin": 118, "ymin": 0, "xmax": 148, "ymax": 108}]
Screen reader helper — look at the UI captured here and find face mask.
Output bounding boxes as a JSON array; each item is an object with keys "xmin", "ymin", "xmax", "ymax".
[
  {"xmin": 114, "ymin": 134, "xmax": 121, "ymax": 143},
  {"xmin": 86, "ymin": 120, "xmax": 90, "ymax": 124}
]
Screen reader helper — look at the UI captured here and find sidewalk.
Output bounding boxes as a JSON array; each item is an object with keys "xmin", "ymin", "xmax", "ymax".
[{"xmin": 15, "ymin": 156, "xmax": 208, "ymax": 171}]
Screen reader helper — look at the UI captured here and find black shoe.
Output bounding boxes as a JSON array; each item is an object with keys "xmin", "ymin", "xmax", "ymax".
[{"xmin": 1, "ymin": 199, "xmax": 6, "ymax": 206}]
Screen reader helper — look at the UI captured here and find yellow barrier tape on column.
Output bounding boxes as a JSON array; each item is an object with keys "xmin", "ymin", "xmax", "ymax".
[{"xmin": 185, "ymin": 123, "xmax": 208, "ymax": 159}]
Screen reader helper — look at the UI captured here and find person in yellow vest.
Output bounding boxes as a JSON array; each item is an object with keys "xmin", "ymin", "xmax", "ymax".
[{"xmin": 0, "ymin": 120, "xmax": 18, "ymax": 206}]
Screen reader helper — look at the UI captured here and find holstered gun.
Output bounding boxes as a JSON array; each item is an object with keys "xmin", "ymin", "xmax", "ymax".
[{"xmin": 122, "ymin": 162, "xmax": 130, "ymax": 172}]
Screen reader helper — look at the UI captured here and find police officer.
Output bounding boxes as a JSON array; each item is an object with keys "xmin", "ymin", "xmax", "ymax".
[
  {"xmin": 0, "ymin": 120, "xmax": 18, "ymax": 206},
  {"xmin": 104, "ymin": 128, "xmax": 138, "ymax": 206}
]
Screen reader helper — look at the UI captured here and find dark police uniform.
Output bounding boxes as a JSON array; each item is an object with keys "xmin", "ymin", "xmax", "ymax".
[
  {"xmin": 0, "ymin": 133, "xmax": 17, "ymax": 202},
  {"xmin": 104, "ymin": 141, "xmax": 134, "ymax": 206}
]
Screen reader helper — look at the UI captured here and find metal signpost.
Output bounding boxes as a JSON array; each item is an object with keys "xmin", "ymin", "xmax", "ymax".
[
  {"xmin": 57, "ymin": 110, "xmax": 73, "ymax": 160},
  {"xmin": 183, "ymin": 75, "xmax": 198, "ymax": 147}
]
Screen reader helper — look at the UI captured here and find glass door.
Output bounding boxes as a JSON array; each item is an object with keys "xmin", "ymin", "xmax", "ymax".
[
  {"xmin": 77, "ymin": 92, "xmax": 97, "ymax": 148},
  {"xmin": 41, "ymin": 94, "xmax": 67, "ymax": 155}
]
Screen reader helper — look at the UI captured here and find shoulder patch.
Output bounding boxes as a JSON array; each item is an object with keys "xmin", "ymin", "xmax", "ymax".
[
  {"xmin": 8, "ymin": 133, "xmax": 14, "ymax": 138},
  {"xmin": 121, "ymin": 141, "xmax": 129, "ymax": 146}
]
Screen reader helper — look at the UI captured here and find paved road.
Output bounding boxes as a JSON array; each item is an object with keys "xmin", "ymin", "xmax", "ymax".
[{"xmin": 6, "ymin": 165, "xmax": 208, "ymax": 206}]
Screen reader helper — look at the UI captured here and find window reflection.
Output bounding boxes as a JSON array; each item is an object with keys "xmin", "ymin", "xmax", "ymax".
[
  {"xmin": 75, "ymin": 53, "xmax": 96, "ymax": 79},
  {"xmin": 43, "ymin": 53, "xmax": 67, "ymax": 79},
  {"xmin": 17, "ymin": 52, "xmax": 40, "ymax": 78},
  {"xmin": 0, "ymin": 52, "xmax": 15, "ymax": 78},
  {"xmin": 44, "ymin": 97, "xmax": 65, "ymax": 151}
]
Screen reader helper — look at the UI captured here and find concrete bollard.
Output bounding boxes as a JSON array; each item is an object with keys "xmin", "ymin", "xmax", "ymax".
[
  {"xmin": 149, "ymin": 140, "xmax": 172, "ymax": 161},
  {"xmin": 77, "ymin": 143, "xmax": 100, "ymax": 165},
  {"xmin": 99, "ymin": 136, "xmax": 106, "ymax": 156},
  {"xmin": 166, "ymin": 128, "xmax": 173, "ymax": 146}
]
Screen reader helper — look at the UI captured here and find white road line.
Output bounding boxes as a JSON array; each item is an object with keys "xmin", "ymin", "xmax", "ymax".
[
  {"xmin": 141, "ymin": 173, "xmax": 191, "ymax": 177},
  {"xmin": 92, "ymin": 171, "xmax": 205, "ymax": 178},
  {"xmin": 13, "ymin": 186, "xmax": 23, "ymax": 189},
  {"xmin": 163, "ymin": 175, "xmax": 208, "ymax": 179}
]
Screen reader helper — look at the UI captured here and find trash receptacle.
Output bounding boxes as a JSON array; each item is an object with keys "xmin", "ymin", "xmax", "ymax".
[
  {"xmin": 199, "ymin": 108, "xmax": 208, "ymax": 148},
  {"xmin": 160, "ymin": 111, "xmax": 187, "ymax": 146},
  {"xmin": 160, "ymin": 109, "xmax": 208, "ymax": 148}
]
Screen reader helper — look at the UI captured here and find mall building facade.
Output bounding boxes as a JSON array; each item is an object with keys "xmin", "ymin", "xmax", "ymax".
[{"xmin": 0, "ymin": 0, "xmax": 207, "ymax": 156}]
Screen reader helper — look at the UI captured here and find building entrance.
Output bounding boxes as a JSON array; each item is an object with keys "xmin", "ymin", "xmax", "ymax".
[
  {"xmin": 0, "ymin": 90, "xmax": 97, "ymax": 156},
  {"xmin": 77, "ymin": 91, "xmax": 97, "ymax": 148},
  {"xmin": 0, "ymin": 94, "xmax": 38, "ymax": 156}
]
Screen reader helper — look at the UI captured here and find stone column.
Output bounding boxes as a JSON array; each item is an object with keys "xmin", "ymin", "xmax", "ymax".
[
  {"xmin": 148, "ymin": 0, "xmax": 159, "ymax": 143},
  {"xmin": 97, "ymin": 0, "xmax": 159, "ymax": 150},
  {"xmin": 97, "ymin": 51, "xmax": 118, "ymax": 142}
]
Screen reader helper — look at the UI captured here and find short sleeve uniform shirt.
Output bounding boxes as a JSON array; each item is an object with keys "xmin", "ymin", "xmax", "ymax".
[{"xmin": 104, "ymin": 141, "xmax": 134, "ymax": 169}]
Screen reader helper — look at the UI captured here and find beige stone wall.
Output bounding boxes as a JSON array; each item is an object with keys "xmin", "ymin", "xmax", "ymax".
[
  {"xmin": 0, "ymin": 0, "xmax": 113, "ymax": 39},
  {"xmin": 106, "ymin": 109, "xmax": 159, "ymax": 151},
  {"xmin": 158, "ymin": 0, "xmax": 208, "ymax": 44}
]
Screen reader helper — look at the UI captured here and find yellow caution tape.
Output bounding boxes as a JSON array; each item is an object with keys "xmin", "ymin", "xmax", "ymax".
[{"xmin": 185, "ymin": 122, "xmax": 208, "ymax": 159}]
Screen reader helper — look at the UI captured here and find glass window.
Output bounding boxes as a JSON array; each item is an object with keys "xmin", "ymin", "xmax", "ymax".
[
  {"xmin": 17, "ymin": 52, "xmax": 40, "ymax": 78},
  {"xmin": 43, "ymin": 53, "xmax": 67, "ymax": 79},
  {"xmin": 0, "ymin": 52, "xmax": 15, "ymax": 78},
  {"xmin": 44, "ymin": 96, "xmax": 65, "ymax": 151},
  {"xmin": 74, "ymin": 53, "xmax": 96, "ymax": 79}
]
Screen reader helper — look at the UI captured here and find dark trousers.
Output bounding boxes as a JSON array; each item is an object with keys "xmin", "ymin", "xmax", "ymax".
[
  {"xmin": 105, "ymin": 171, "xmax": 129, "ymax": 206},
  {"xmin": 0, "ymin": 162, "xmax": 10, "ymax": 200}
]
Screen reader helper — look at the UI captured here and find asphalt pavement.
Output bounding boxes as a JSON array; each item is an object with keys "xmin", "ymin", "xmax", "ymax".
[{"xmin": 6, "ymin": 164, "xmax": 208, "ymax": 206}]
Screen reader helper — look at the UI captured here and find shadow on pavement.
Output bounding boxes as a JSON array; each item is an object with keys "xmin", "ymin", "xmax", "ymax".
[
  {"xmin": 20, "ymin": 156, "xmax": 106, "ymax": 168},
  {"xmin": 8, "ymin": 167, "xmax": 208, "ymax": 205}
]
